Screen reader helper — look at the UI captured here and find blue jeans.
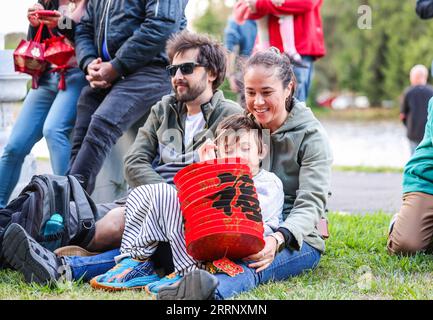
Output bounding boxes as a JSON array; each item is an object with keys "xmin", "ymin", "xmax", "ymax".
[
  {"xmin": 65, "ymin": 248, "xmax": 119, "ymax": 282},
  {"xmin": 293, "ymin": 56, "xmax": 315, "ymax": 102},
  {"xmin": 214, "ymin": 242, "xmax": 321, "ymax": 299},
  {"xmin": 0, "ymin": 68, "xmax": 87, "ymax": 208},
  {"xmin": 65, "ymin": 243, "xmax": 320, "ymax": 298}
]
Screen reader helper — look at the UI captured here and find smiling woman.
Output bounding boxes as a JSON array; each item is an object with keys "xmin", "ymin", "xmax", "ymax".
[{"xmin": 157, "ymin": 48, "xmax": 333, "ymax": 300}]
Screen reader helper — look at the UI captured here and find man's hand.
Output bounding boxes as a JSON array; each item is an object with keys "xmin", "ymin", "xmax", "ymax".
[
  {"xmin": 27, "ymin": 3, "xmax": 44, "ymax": 27},
  {"xmin": 86, "ymin": 58, "xmax": 119, "ymax": 89}
]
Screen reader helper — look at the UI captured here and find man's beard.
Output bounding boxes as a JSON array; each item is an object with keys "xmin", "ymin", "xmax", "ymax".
[{"xmin": 174, "ymin": 73, "xmax": 207, "ymax": 103}]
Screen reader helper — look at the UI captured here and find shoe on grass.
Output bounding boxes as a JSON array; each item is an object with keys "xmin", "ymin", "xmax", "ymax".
[
  {"xmin": 145, "ymin": 272, "xmax": 182, "ymax": 296},
  {"xmin": 157, "ymin": 269, "xmax": 218, "ymax": 300},
  {"xmin": 2, "ymin": 223, "xmax": 71, "ymax": 285},
  {"xmin": 90, "ymin": 258, "xmax": 160, "ymax": 291}
]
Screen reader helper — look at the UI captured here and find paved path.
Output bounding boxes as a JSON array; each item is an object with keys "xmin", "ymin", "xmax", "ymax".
[{"xmin": 328, "ymin": 170, "xmax": 402, "ymax": 214}]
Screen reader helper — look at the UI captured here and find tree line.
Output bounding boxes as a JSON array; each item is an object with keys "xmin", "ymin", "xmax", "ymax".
[{"xmin": 192, "ymin": 0, "xmax": 433, "ymax": 106}]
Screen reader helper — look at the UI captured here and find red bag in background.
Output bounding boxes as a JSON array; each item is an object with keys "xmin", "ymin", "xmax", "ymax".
[
  {"xmin": 13, "ymin": 24, "xmax": 47, "ymax": 89},
  {"xmin": 43, "ymin": 29, "xmax": 75, "ymax": 90}
]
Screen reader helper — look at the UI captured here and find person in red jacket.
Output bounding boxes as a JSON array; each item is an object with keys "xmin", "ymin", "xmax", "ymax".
[{"xmin": 236, "ymin": 0, "xmax": 326, "ymax": 102}]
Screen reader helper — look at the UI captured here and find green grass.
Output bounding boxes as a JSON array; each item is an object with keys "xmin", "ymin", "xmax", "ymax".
[
  {"xmin": 2, "ymin": 212, "xmax": 433, "ymax": 300},
  {"xmin": 333, "ymin": 165, "xmax": 404, "ymax": 174}
]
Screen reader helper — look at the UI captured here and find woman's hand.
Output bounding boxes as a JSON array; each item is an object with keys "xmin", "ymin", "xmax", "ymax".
[
  {"xmin": 37, "ymin": 11, "xmax": 62, "ymax": 29},
  {"xmin": 198, "ymin": 139, "xmax": 218, "ymax": 162},
  {"xmin": 243, "ymin": 0, "xmax": 257, "ymax": 13},
  {"xmin": 27, "ymin": 3, "xmax": 44, "ymax": 27},
  {"xmin": 271, "ymin": 0, "xmax": 285, "ymax": 7},
  {"xmin": 243, "ymin": 235, "xmax": 278, "ymax": 272}
]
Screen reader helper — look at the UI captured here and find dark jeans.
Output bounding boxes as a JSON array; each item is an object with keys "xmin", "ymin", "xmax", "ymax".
[{"xmin": 68, "ymin": 64, "xmax": 172, "ymax": 194}]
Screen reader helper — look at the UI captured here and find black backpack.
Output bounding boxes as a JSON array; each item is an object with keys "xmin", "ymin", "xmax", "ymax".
[{"xmin": 0, "ymin": 174, "xmax": 97, "ymax": 256}]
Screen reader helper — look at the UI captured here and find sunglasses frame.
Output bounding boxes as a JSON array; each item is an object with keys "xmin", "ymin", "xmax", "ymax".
[{"xmin": 166, "ymin": 62, "xmax": 204, "ymax": 77}]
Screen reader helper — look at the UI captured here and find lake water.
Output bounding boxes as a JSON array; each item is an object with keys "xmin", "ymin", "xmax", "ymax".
[
  {"xmin": 29, "ymin": 119, "xmax": 412, "ymax": 168},
  {"xmin": 321, "ymin": 120, "xmax": 411, "ymax": 168}
]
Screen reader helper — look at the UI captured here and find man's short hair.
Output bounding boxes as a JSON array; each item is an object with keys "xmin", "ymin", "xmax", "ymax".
[{"xmin": 166, "ymin": 31, "xmax": 227, "ymax": 91}]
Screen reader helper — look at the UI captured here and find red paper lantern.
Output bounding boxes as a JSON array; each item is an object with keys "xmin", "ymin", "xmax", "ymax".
[
  {"xmin": 13, "ymin": 24, "xmax": 47, "ymax": 89},
  {"xmin": 44, "ymin": 30, "xmax": 75, "ymax": 90},
  {"xmin": 174, "ymin": 158, "xmax": 265, "ymax": 261}
]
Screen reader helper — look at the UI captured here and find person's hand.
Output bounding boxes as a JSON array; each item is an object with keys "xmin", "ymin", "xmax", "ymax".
[
  {"xmin": 243, "ymin": 0, "xmax": 257, "ymax": 13},
  {"xmin": 27, "ymin": 3, "xmax": 44, "ymax": 27},
  {"xmin": 271, "ymin": 0, "xmax": 285, "ymax": 6},
  {"xmin": 86, "ymin": 58, "xmax": 107, "ymax": 88},
  {"xmin": 228, "ymin": 75, "xmax": 240, "ymax": 93},
  {"xmin": 86, "ymin": 58, "xmax": 116, "ymax": 89},
  {"xmin": 243, "ymin": 235, "xmax": 278, "ymax": 272},
  {"xmin": 97, "ymin": 62, "xmax": 120, "ymax": 83},
  {"xmin": 38, "ymin": 11, "xmax": 62, "ymax": 29},
  {"xmin": 198, "ymin": 139, "xmax": 218, "ymax": 162}
]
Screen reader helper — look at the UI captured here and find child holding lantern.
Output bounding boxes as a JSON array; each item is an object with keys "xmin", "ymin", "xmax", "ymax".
[{"xmin": 90, "ymin": 114, "xmax": 284, "ymax": 294}]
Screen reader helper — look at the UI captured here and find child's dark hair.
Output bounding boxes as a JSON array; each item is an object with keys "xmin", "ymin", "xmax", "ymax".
[
  {"xmin": 215, "ymin": 114, "xmax": 264, "ymax": 154},
  {"xmin": 244, "ymin": 47, "xmax": 297, "ymax": 112}
]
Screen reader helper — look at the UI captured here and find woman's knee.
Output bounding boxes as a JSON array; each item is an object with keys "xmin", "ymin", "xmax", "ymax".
[
  {"xmin": 42, "ymin": 124, "xmax": 67, "ymax": 144},
  {"xmin": 1, "ymin": 142, "xmax": 29, "ymax": 161}
]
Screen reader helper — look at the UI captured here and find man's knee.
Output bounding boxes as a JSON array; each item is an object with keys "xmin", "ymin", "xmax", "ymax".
[
  {"xmin": 387, "ymin": 232, "xmax": 426, "ymax": 256},
  {"xmin": 88, "ymin": 206, "xmax": 125, "ymax": 251}
]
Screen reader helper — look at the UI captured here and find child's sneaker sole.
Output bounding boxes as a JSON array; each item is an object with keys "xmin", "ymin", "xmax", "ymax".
[{"xmin": 157, "ymin": 269, "xmax": 218, "ymax": 300}]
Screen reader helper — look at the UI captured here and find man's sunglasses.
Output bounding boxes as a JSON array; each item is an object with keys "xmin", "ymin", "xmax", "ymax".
[{"xmin": 166, "ymin": 62, "xmax": 203, "ymax": 77}]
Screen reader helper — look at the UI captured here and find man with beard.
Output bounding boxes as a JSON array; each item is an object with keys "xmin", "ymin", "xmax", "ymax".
[{"xmin": 1, "ymin": 31, "xmax": 243, "ymax": 286}]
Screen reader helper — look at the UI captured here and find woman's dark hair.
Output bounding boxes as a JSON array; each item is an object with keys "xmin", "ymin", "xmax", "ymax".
[
  {"xmin": 244, "ymin": 47, "xmax": 297, "ymax": 112},
  {"xmin": 166, "ymin": 31, "xmax": 227, "ymax": 92},
  {"xmin": 215, "ymin": 114, "xmax": 264, "ymax": 154}
]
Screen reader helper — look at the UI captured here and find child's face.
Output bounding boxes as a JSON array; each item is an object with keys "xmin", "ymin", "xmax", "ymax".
[{"xmin": 217, "ymin": 130, "xmax": 263, "ymax": 175}]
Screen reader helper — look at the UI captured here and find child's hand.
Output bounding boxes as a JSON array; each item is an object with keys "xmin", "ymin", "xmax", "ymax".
[
  {"xmin": 271, "ymin": 0, "xmax": 285, "ymax": 6},
  {"xmin": 198, "ymin": 139, "xmax": 218, "ymax": 162}
]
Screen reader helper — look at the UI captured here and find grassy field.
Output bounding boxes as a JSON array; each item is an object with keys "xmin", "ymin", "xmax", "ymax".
[{"xmin": 1, "ymin": 212, "xmax": 433, "ymax": 300}]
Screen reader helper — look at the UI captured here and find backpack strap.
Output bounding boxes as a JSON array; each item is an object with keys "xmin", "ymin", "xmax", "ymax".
[{"xmin": 67, "ymin": 175, "xmax": 96, "ymax": 248}]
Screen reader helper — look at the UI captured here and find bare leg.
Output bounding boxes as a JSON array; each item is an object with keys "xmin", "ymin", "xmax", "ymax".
[{"xmin": 86, "ymin": 206, "xmax": 125, "ymax": 252}]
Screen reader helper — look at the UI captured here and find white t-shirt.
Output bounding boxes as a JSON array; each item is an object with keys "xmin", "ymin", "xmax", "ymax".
[
  {"xmin": 184, "ymin": 112, "xmax": 206, "ymax": 146},
  {"xmin": 253, "ymin": 169, "xmax": 284, "ymax": 236}
]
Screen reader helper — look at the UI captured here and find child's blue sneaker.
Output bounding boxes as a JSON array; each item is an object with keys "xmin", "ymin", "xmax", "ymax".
[
  {"xmin": 90, "ymin": 257, "xmax": 160, "ymax": 291},
  {"xmin": 145, "ymin": 273, "xmax": 182, "ymax": 295}
]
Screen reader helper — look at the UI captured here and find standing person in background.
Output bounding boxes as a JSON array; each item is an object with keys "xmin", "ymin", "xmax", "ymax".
[
  {"xmin": 235, "ymin": 0, "xmax": 326, "ymax": 102},
  {"xmin": 68, "ymin": 0, "xmax": 188, "ymax": 195},
  {"xmin": 224, "ymin": 16, "xmax": 257, "ymax": 106},
  {"xmin": 400, "ymin": 65, "xmax": 433, "ymax": 154},
  {"xmin": 416, "ymin": 0, "xmax": 433, "ymax": 19},
  {"xmin": 0, "ymin": 0, "xmax": 87, "ymax": 208}
]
